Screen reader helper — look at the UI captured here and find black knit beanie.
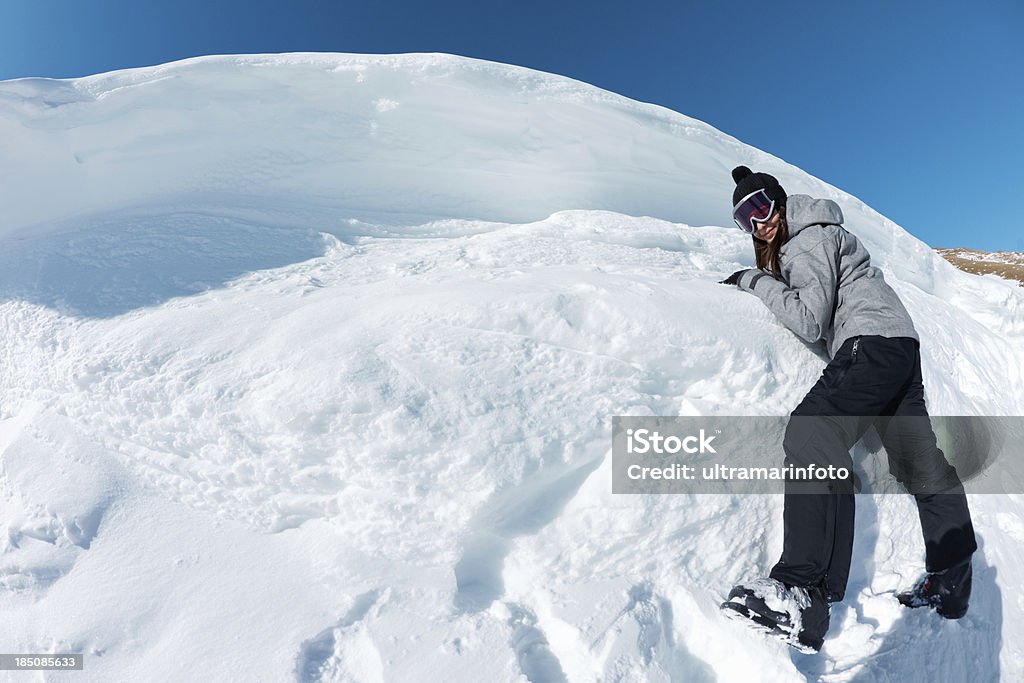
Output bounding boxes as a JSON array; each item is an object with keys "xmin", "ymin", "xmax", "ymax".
[{"xmin": 731, "ymin": 166, "xmax": 787, "ymax": 208}]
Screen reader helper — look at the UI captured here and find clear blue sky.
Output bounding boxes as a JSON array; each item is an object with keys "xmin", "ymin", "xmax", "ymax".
[{"xmin": 2, "ymin": 1, "xmax": 1021, "ymax": 250}]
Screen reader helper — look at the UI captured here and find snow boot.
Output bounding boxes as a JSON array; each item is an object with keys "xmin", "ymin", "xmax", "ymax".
[
  {"xmin": 720, "ymin": 578, "xmax": 830, "ymax": 653},
  {"xmin": 897, "ymin": 559, "xmax": 972, "ymax": 619}
]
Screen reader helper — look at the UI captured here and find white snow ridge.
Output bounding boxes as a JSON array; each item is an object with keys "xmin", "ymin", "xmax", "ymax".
[{"xmin": 0, "ymin": 53, "xmax": 1022, "ymax": 682}]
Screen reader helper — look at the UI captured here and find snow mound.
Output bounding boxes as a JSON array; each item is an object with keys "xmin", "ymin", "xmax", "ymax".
[{"xmin": 1, "ymin": 53, "xmax": 1022, "ymax": 681}]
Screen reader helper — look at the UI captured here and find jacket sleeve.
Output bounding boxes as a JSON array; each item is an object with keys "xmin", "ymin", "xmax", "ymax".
[{"xmin": 735, "ymin": 228, "xmax": 840, "ymax": 343}]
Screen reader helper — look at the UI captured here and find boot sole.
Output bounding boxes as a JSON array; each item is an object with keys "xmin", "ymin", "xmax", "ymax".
[{"xmin": 720, "ymin": 600, "xmax": 819, "ymax": 654}]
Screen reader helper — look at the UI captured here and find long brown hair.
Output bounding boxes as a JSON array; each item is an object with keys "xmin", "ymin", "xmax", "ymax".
[{"xmin": 752, "ymin": 210, "xmax": 788, "ymax": 278}]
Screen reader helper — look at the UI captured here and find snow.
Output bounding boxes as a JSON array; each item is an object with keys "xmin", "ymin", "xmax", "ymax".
[{"xmin": 1, "ymin": 52, "xmax": 1022, "ymax": 681}]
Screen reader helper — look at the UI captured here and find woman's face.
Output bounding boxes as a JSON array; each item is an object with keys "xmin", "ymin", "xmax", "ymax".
[{"xmin": 754, "ymin": 209, "xmax": 782, "ymax": 243}]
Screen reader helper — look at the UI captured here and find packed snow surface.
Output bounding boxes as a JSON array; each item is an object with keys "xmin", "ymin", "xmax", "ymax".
[{"xmin": 1, "ymin": 53, "xmax": 1023, "ymax": 682}]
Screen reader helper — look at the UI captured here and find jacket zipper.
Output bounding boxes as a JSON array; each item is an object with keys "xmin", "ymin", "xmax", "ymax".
[{"xmin": 852, "ymin": 338, "xmax": 860, "ymax": 362}]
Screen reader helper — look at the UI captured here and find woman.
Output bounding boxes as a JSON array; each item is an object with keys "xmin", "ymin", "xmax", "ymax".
[{"xmin": 717, "ymin": 166, "xmax": 977, "ymax": 653}]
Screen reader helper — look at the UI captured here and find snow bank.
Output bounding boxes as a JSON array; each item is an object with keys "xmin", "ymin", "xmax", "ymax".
[{"xmin": 1, "ymin": 53, "xmax": 1022, "ymax": 682}]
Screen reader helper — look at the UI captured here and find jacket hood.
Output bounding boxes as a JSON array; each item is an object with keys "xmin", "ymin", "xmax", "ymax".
[{"xmin": 785, "ymin": 194, "xmax": 844, "ymax": 238}]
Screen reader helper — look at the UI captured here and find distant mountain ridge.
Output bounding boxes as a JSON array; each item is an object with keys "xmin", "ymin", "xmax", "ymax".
[{"xmin": 936, "ymin": 248, "xmax": 1024, "ymax": 286}]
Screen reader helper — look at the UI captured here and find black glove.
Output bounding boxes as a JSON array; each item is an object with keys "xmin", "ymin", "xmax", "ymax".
[{"xmin": 719, "ymin": 269, "xmax": 749, "ymax": 286}]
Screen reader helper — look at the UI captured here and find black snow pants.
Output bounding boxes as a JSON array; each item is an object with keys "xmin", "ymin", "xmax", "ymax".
[{"xmin": 768, "ymin": 335, "xmax": 977, "ymax": 602}]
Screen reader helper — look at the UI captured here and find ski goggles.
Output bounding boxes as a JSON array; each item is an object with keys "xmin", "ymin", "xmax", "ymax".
[{"xmin": 732, "ymin": 188, "xmax": 776, "ymax": 234}]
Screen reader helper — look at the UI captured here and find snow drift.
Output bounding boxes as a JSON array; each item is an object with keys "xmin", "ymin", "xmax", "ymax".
[{"xmin": 0, "ymin": 53, "xmax": 1022, "ymax": 682}]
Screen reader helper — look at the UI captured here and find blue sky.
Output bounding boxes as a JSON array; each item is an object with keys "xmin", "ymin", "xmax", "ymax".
[{"xmin": 2, "ymin": 1, "xmax": 1021, "ymax": 250}]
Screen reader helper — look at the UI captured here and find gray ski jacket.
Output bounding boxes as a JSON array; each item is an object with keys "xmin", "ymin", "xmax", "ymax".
[{"xmin": 735, "ymin": 194, "xmax": 918, "ymax": 359}]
